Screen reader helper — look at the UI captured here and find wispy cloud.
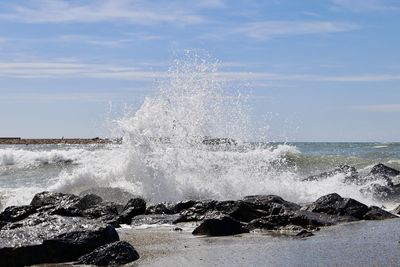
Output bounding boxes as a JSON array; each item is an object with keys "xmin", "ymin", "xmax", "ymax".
[
  {"xmin": 331, "ymin": 0, "xmax": 400, "ymax": 12},
  {"xmin": 351, "ymin": 104, "xmax": 400, "ymax": 112},
  {"xmin": 1, "ymin": 60, "xmax": 400, "ymax": 83},
  {"xmin": 228, "ymin": 21, "xmax": 359, "ymax": 40},
  {"xmin": 0, "ymin": 0, "xmax": 204, "ymax": 25}
]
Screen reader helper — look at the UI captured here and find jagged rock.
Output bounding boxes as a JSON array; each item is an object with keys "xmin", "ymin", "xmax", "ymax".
[
  {"xmin": 247, "ymin": 214, "xmax": 291, "ymax": 230},
  {"xmin": 131, "ymin": 214, "xmax": 181, "ymax": 226},
  {"xmin": 79, "ymin": 187, "xmax": 138, "ymax": 205},
  {"xmin": 306, "ymin": 193, "xmax": 369, "ymax": 219},
  {"xmin": 303, "ymin": 165, "xmax": 359, "ymax": 182},
  {"xmin": 174, "ymin": 200, "xmax": 218, "ymax": 223},
  {"xmin": 363, "ymin": 206, "xmax": 397, "ymax": 220},
  {"xmin": 243, "ymin": 195, "xmax": 301, "ymax": 214},
  {"xmin": 0, "ymin": 214, "xmax": 119, "ymax": 267},
  {"xmin": 30, "ymin": 191, "xmax": 80, "ymax": 209},
  {"xmin": 75, "ymin": 241, "xmax": 139, "ymax": 266},
  {"xmin": 116, "ymin": 198, "xmax": 146, "ymax": 224},
  {"xmin": 74, "ymin": 194, "xmax": 103, "ymax": 211},
  {"xmin": 370, "ymin": 164, "xmax": 400, "ymax": 177},
  {"xmin": 146, "ymin": 203, "xmax": 175, "ymax": 214},
  {"xmin": 0, "ymin": 205, "xmax": 36, "ymax": 222},
  {"xmin": 82, "ymin": 202, "xmax": 123, "ymax": 220},
  {"xmin": 192, "ymin": 215, "xmax": 249, "ymax": 236},
  {"xmin": 214, "ymin": 200, "xmax": 267, "ymax": 222}
]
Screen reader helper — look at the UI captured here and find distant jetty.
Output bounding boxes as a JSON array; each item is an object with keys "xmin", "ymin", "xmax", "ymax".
[{"xmin": 0, "ymin": 137, "xmax": 116, "ymax": 145}]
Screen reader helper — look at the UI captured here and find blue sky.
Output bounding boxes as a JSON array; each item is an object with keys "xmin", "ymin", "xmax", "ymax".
[{"xmin": 0, "ymin": 0, "xmax": 399, "ymax": 141}]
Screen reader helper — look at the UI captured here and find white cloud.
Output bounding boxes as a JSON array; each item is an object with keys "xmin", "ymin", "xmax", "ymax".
[
  {"xmin": 0, "ymin": 0, "xmax": 204, "ymax": 25},
  {"xmin": 1, "ymin": 61, "xmax": 400, "ymax": 83},
  {"xmin": 331, "ymin": 0, "xmax": 400, "ymax": 12},
  {"xmin": 232, "ymin": 21, "xmax": 359, "ymax": 40},
  {"xmin": 351, "ymin": 104, "xmax": 400, "ymax": 112}
]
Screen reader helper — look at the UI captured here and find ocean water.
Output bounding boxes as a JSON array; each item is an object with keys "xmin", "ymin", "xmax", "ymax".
[{"xmin": 1, "ymin": 53, "xmax": 399, "ymax": 210}]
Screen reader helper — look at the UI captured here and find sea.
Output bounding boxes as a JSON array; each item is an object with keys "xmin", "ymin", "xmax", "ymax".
[{"xmin": 1, "ymin": 54, "xmax": 399, "ymax": 211}]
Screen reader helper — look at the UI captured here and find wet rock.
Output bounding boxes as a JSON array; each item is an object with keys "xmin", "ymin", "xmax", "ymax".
[
  {"xmin": 146, "ymin": 202, "xmax": 176, "ymax": 214},
  {"xmin": 131, "ymin": 214, "xmax": 181, "ymax": 226},
  {"xmin": 370, "ymin": 163, "xmax": 400, "ymax": 177},
  {"xmin": 30, "ymin": 191, "xmax": 82, "ymax": 216},
  {"xmin": 306, "ymin": 193, "xmax": 369, "ymax": 219},
  {"xmin": 214, "ymin": 200, "xmax": 268, "ymax": 222},
  {"xmin": 363, "ymin": 206, "xmax": 397, "ymax": 220},
  {"xmin": 83, "ymin": 202, "xmax": 123, "ymax": 220},
  {"xmin": 79, "ymin": 187, "xmax": 138, "ymax": 205},
  {"xmin": 74, "ymin": 194, "xmax": 103, "ymax": 211},
  {"xmin": 174, "ymin": 200, "xmax": 218, "ymax": 223},
  {"xmin": 116, "ymin": 198, "xmax": 146, "ymax": 224},
  {"xmin": 0, "ymin": 205, "xmax": 36, "ymax": 222},
  {"xmin": 243, "ymin": 195, "xmax": 301, "ymax": 214},
  {"xmin": 0, "ymin": 214, "xmax": 119, "ymax": 267},
  {"xmin": 304, "ymin": 165, "xmax": 359, "ymax": 182},
  {"xmin": 360, "ymin": 183, "xmax": 400, "ymax": 202},
  {"xmin": 192, "ymin": 215, "xmax": 249, "ymax": 236},
  {"xmin": 247, "ymin": 214, "xmax": 291, "ymax": 230},
  {"xmin": 75, "ymin": 241, "xmax": 139, "ymax": 266},
  {"xmin": 295, "ymin": 229, "xmax": 314, "ymax": 238}
]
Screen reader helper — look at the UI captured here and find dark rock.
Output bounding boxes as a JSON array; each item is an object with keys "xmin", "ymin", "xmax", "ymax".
[
  {"xmin": 370, "ymin": 164, "xmax": 400, "ymax": 177},
  {"xmin": 131, "ymin": 214, "xmax": 181, "ymax": 226},
  {"xmin": 192, "ymin": 215, "xmax": 249, "ymax": 236},
  {"xmin": 174, "ymin": 200, "xmax": 218, "ymax": 223},
  {"xmin": 360, "ymin": 183, "xmax": 400, "ymax": 201},
  {"xmin": 79, "ymin": 187, "xmax": 137, "ymax": 205},
  {"xmin": 306, "ymin": 193, "xmax": 369, "ymax": 219},
  {"xmin": 30, "ymin": 191, "xmax": 80, "ymax": 209},
  {"xmin": 363, "ymin": 206, "xmax": 397, "ymax": 220},
  {"xmin": 296, "ymin": 229, "xmax": 314, "ymax": 238},
  {"xmin": 146, "ymin": 202, "xmax": 175, "ymax": 215},
  {"xmin": 116, "ymin": 198, "xmax": 146, "ymax": 224},
  {"xmin": 243, "ymin": 195, "xmax": 301, "ymax": 214},
  {"xmin": 214, "ymin": 200, "xmax": 267, "ymax": 222},
  {"xmin": 0, "ymin": 205, "xmax": 36, "ymax": 222},
  {"xmin": 247, "ymin": 214, "xmax": 291, "ymax": 230},
  {"xmin": 74, "ymin": 194, "xmax": 103, "ymax": 211},
  {"xmin": 83, "ymin": 202, "xmax": 123, "ymax": 220},
  {"xmin": 0, "ymin": 214, "xmax": 119, "ymax": 267},
  {"xmin": 303, "ymin": 165, "xmax": 359, "ymax": 182},
  {"xmin": 76, "ymin": 241, "xmax": 139, "ymax": 266}
]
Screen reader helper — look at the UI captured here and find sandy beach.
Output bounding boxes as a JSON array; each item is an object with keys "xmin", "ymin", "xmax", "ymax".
[{"xmin": 119, "ymin": 219, "xmax": 400, "ymax": 267}]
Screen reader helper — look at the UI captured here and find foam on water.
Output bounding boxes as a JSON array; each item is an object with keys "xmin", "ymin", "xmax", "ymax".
[{"xmin": 1, "ymin": 53, "xmax": 398, "ymax": 208}]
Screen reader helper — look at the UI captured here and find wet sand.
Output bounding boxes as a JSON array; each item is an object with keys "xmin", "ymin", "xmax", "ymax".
[{"xmin": 120, "ymin": 219, "xmax": 400, "ymax": 267}]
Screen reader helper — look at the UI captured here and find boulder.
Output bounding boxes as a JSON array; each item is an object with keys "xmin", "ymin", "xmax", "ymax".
[
  {"xmin": 30, "ymin": 191, "xmax": 82, "ymax": 216},
  {"xmin": 0, "ymin": 214, "xmax": 119, "ymax": 267},
  {"xmin": 174, "ymin": 200, "xmax": 218, "ymax": 223},
  {"xmin": 131, "ymin": 214, "xmax": 181, "ymax": 226},
  {"xmin": 82, "ymin": 202, "xmax": 123, "ymax": 221},
  {"xmin": 243, "ymin": 195, "xmax": 300, "ymax": 214},
  {"xmin": 76, "ymin": 241, "xmax": 139, "ymax": 266},
  {"xmin": 370, "ymin": 164, "xmax": 400, "ymax": 177},
  {"xmin": 192, "ymin": 215, "xmax": 249, "ymax": 236},
  {"xmin": 303, "ymin": 165, "xmax": 359, "ymax": 182},
  {"xmin": 0, "ymin": 205, "xmax": 36, "ymax": 222},
  {"xmin": 74, "ymin": 194, "xmax": 103, "ymax": 211},
  {"xmin": 363, "ymin": 206, "xmax": 397, "ymax": 220},
  {"xmin": 306, "ymin": 193, "xmax": 369, "ymax": 219},
  {"xmin": 214, "ymin": 200, "xmax": 267, "ymax": 222},
  {"xmin": 79, "ymin": 187, "xmax": 138, "ymax": 205},
  {"xmin": 116, "ymin": 198, "xmax": 146, "ymax": 224}
]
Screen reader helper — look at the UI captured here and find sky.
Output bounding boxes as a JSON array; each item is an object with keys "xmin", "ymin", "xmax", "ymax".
[{"xmin": 0, "ymin": 0, "xmax": 399, "ymax": 141}]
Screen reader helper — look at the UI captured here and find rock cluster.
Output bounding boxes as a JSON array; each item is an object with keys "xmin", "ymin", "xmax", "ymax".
[
  {"xmin": 0, "ymin": 164, "xmax": 399, "ymax": 266},
  {"xmin": 0, "ymin": 190, "xmax": 143, "ymax": 267}
]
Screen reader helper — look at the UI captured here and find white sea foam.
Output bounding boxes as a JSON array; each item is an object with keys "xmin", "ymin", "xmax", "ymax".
[{"xmin": 1, "ymin": 53, "xmax": 397, "ymax": 208}]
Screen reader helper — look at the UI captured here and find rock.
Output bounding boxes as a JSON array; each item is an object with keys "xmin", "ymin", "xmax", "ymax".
[
  {"xmin": 303, "ymin": 165, "xmax": 359, "ymax": 182},
  {"xmin": 174, "ymin": 200, "xmax": 218, "ymax": 223},
  {"xmin": 296, "ymin": 229, "xmax": 314, "ymax": 238},
  {"xmin": 30, "ymin": 191, "xmax": 80, "ymax": 209},
  {"xmin": 131, "ymin": 214, "xmax": 181, "ymax": 226},
  {"xmin": 247, "ymin": 215, "xmax": 291, "ymax": 230},
  {"xmin": 75, "ymin": 241, "xmax": 139, "ymax": 266},
  {"xmin": 370, "ymin": 164, "xmax": 400, "ymax": 177},
  {"xmin": 83, "ymin": 202, "xmax": 123, "ymax": 221},
  {"xmin": 146, "ymin": 202, "xmax": 175, "ymax": 214},
  {"xmin": 243, "ymin": 195, "xmax": 301, "ymax": 214},
  {"xmin": 214, "ymin": 200, "xmax": 267, "ymax": 222},
  {"xmin": 363, "ymin": 206, "xmax": 397, "ymax": 220},
  {"xmin": 306, "ymin": 193, "xmax": 369, "ymax": 219},
  {"xmin": 0, "ymin": 214, "xmax": 119, "ymax": 267},
  {"xmin": 0, "ymin": 205, "xmax": 36, "ymax": 222},
  {"xmin": 192, "ymin": 215, "xmax": 249, "ymax": 236},
  {"xmin": 74, "ymin": 194, "xmax": 103, "ymax": 211},
  {"xmin": 30, "ymin": 191, "xmax": 82, "ymax": 216},
  {"xmin": 116, "ymin": 198, "xmax": 146, "ymax": 224},
  {"xmin": 79, "ymin": 187, "xmax": 138, "ymax": 205}
]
